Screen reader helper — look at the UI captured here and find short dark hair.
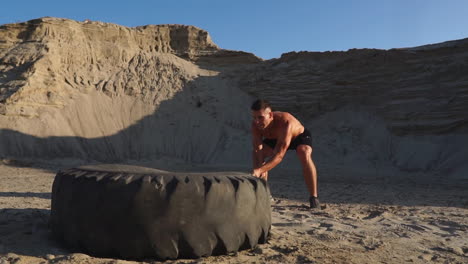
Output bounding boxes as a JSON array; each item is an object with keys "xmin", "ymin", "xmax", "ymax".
[{"xmin": 251, "ymin": 99, "xmax": 272, "ymax": 111}]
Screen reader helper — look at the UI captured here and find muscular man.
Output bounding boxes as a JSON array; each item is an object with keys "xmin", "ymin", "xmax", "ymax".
[{"xmin": 250, "ymin": 99, "xmax": 320, "ymax": 209}]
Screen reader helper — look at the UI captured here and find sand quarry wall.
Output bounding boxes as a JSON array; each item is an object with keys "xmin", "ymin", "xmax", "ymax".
[{"xmin": 0, "ymin": 17, "xmax": 467, "ymax": 181}]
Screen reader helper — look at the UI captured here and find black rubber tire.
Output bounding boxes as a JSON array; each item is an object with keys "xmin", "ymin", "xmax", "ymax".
[{"xmin": 50, "ymin": 164, "xmax": 271, "ymax": 260}]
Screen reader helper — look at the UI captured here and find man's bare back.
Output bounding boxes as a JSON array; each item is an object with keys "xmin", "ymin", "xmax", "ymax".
[{"xmin": 254, "ymin": 111, "xmax": 305, "ymax": 141}]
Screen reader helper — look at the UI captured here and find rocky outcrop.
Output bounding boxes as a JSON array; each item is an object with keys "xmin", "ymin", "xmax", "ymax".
[
  {"xmin": 0, "ymin": 17, "xmax": 215, "ymax": 107},
  {"xmin": 237, "ymin": 45, "xmax": 468, "ymax": 135}
]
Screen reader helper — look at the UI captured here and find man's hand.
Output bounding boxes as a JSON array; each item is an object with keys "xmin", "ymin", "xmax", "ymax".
[
  {"xmin": 252, "ymin": 169, "xmax": 268, "ymax": 180},
  {"xmin": 252, "ymin": 168, "xmax": 262, "ymax": 178}
]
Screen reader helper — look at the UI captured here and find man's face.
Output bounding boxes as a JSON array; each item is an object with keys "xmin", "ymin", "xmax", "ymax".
[{"xmin": 252, "ymin": 108, "xmax": 273, "ymax": 130}]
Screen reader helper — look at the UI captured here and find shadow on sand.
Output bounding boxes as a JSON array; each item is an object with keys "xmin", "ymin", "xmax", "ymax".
[
  {"xmin": 1, "ymin": 73, "xmax": 467, "ymax": 210},
  {"xmin": 0, "ymin": 208, "xmax": 68, "ymax": 257},
  {"xmin": 0, "ymin": 192, "xmax": 51, "ymax": 199}
]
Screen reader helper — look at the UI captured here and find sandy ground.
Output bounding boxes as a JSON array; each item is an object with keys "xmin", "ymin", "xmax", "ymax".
[{"xmin": 0, "ymin": 161, "xmax": 467, "ymax": 264}]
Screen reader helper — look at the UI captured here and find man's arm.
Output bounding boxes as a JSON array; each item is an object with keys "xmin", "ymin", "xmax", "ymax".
[
  {"xmin": 253, "ymin": 123, "xmax": 292, "ymax": 176},
  {"xmin": 251, "ymin": 124, "xmax": 264, "ymax": 170}
]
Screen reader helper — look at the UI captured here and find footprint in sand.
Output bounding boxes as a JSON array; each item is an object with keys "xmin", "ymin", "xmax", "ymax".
[
  {"xmin": 271, "ymin": 245, "xmax": 299, "ymax": 254},
  {"xmin": 363, "ymin": 210, "xmax": 387, "ymax": 220},
  {"xmin": 319, "ymin": 223, "xmax": 334, "ymax": 231},
  {"xmin": 359, "ymin": 237, "xmax": 385, "ymax": 250},
  {"xmin": 305, "ymin": 221, "xmax": 335, "ymax": 236},
  {"xmin": 315, "ymin": 232, "xmax": 346, "ymax": 242},
  {"xmin": 431, "ymin": 246, "xmax": 466, "ymax": 256},
  {"xmin": 400, "ymin": 223, "xmax": 432, "ymax": 233},
  {"xmin": 293, "ymin": 213, "xmax": 310, "ymax": 219},
  {"xmin": 428, "ymin": 219, "xmax": 468, "ymax": 234}
]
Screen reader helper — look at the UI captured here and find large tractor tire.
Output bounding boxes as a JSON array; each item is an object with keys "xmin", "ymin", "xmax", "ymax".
[{"xmin": 50, "ymin": 165, "xmax": 271, "ymax": 260}]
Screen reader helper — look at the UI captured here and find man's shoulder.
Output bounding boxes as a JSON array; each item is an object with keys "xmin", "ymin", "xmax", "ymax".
[
  {"xmin": 274, "ymin": 111, "xmax": 294, "ymax": 117},
  {"xmin": 274, "ymin": 112, "xmax": 295, "ymax": 124}
]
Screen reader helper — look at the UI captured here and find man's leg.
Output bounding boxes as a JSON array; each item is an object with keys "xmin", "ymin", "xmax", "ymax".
[{"xmin": 296, "ymin": 145, "xmax": 319, "ymax": 208}]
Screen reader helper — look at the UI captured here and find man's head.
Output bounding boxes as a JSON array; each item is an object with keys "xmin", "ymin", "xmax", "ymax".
[{"xmin": 251, "ymin": 99, "xmax": 273, "ymax": 130}]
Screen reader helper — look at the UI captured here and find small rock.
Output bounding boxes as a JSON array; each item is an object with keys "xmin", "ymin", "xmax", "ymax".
[
  {"xmin": 4, "ymin": 253, "xmax": 20, "ymax": 264},
  {"xmin": 418, "ymin": 254, "xmax": 432, "ymax": 261},
  {"xmin": 6, "ymin": 253, "xmax": 19, "ymax": 259},
  {"xmin": 449, "ymin": 247, "xmax": 464, "ymax": 255},
  {"xmin": 294, "ymin": 213, "xmax": 308, "ymax": 219},
  {"xmin": 45, "ymin": 254, "xmax": 55, "ymax": 260},
  {"xmin": 296, "ymin": 255, "xmax": 314, "ymax": 263},
  {"xmin": 252, "ymin": 247, "xmax": 263, "ymax": 254}
]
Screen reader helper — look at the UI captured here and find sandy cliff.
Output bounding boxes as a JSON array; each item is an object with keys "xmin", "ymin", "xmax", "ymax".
[
  {"xmin": 0, "ymin": 17, "xmax": 467, "ymax": 181},
  {"xmin": 235, "ymin": 44, "xmax": 468, "ymax": 180},
  {"xmin": 0, "ymin": 17, "xmax": 256, "ymax": 164}
]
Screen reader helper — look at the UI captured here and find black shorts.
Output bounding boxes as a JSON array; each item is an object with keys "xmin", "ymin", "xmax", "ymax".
[{"xmin": 262, "ymin": 129, "xmax": 313, "ymax": 150}]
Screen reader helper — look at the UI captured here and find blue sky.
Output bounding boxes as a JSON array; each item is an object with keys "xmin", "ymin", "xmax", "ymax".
[{"xmin": 2, "ymin": 0, "xmax": 468, "ymax": 59}]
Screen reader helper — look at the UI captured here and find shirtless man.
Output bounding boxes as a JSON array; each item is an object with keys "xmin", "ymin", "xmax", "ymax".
[{"xmin": 251, "ymin": 99, "xmax": 320, "ymax": 209}]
